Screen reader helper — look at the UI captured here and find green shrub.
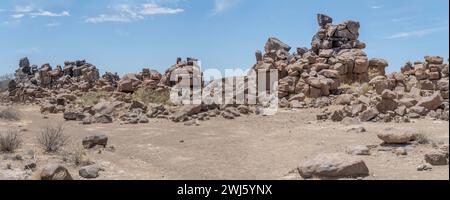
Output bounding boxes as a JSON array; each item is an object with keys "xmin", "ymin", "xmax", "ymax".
[
  {"xmin": 132, "ymin": 87, "xmax": 171, "ymax": 105},
  {"xmin": 78, "ymin": 91, "xmax": 108, "ymax": 107}
]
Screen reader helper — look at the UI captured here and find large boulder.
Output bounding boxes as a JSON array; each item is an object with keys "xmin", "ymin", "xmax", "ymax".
[
  {"xmin": 264, "ymin": 37, "xmax": 291, "ymax": 53},
  {"xmin": 317, "ymin": 14, "xmax": 333, "ymax": 27},
  {"xmin": 359, "ymin": 108, "xmax": 379, "ymax": 122},
  {"xmin": 377, "ymin": 129, "xmax": 417, "ymax": 144},
  {"xmin": 416, "ymin": 92, "xmax": 444, "ymax": 110},
  {"xmin": 117, "ymin": 74, "xmax": 142, "ymax": 93},
  {"xmin": 298, "ymin": 153, "xmax": 369, "ymax": 179}
]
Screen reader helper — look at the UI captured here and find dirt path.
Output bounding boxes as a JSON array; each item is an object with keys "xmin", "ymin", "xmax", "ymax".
[{"xmin": 1, "ymin": 105, "xmax": 449, "ymax": 180}]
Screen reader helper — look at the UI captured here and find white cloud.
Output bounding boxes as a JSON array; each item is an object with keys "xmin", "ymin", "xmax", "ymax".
[
  {"xmin": 388, "ymin": 26, "xmax": 449, "ymax": 39},
  {"xmin": 16, "ymin": 47, "xmax": 40, "ymax": 54},
  {"xmin": 85, "ymin": 3, "xmax": 184, "ymax": 23},
  {"xmin": 9, "ymin": 4, "xmax": 70, "ymax": 21},
  {"xmin": 12, "ymin": 14, "xmax": 25, "ymax": 19},
  {"xmin": 370, "ymin": 5, "xmax": 383, "ymax": 9},
  {"xmin": 30, "ymin": 10, "xmax": 70, "ymax": 17},
  {"xmin": 85, "ymin": 14, "xmax": 135, "ymax": 23},
  {"xmin": 46, "ymin": 22, "xmax": 61, "ymax": 27},
  {"xmin": 140, "ymin": 3, "xmax": 184, "ymax": 15},
  {"xmin": 15, "ymin": 5, "xmax": 34, "ymax": 13},
  {"xmin": 211, "ymin": 0, "xmax": 240, "ymax": 15}
]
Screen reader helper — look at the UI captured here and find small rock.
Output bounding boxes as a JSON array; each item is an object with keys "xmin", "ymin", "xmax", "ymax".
[
  {"xmin": 347, "ymin": 145, "xmax": 371, "ymax": 156},
  {"xmin": 393, "ymin": 147, "xmax": 408, "ymax": 156},
  {"xmin": 417, "ymin": 164, "xmax": 432, "ymax": 171},
  {"xmin": 24, "ymin": 162, "xmax": 37, "ymax": 170},
  {"xmin": 346, "ymin": 127, "xmax": 367, "ymax": 133},
  {"xmin": 79, "ymin": 165, "xmax": 102, "ymax": 179},
  {"xmin": 82, "ymin": 134, "xmax": 108, "ymax": 149},
  {"xmin": 424, "ymin": 151, "xmax": 448, "ymax": 166},
  {"xmin": 139, "ymin": 116, "xmax": 149, "ymax": 123},
  {"xmin": 36, "ymin": 164, "xmax": 73, "ymax": 180},
  {"xmin": 184, "ymin": 120, "xmax": 200, "ymax": 126}
]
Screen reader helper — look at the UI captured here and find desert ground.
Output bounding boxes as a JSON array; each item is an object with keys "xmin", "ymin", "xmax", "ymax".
[{"xmin": 1, "ymin": 105, "xmax": 448, "ymax": 180}]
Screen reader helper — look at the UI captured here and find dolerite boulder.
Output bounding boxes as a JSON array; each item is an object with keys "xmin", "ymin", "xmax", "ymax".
[
  {"xmin": 416, "ymin": 92, "xmax": 444, "ymax": 110},
  {"xmin": 82, "ymin": 134, "xmax": 108, "ymax": 149},
  {"xmin": 264, "ymin": 37, "xmax": 291, "ymax": 53},
  {"xmin": 298, "ymin": 153, "xmax": 369, "ymax": 179},
  {"xmin": 317, "ymin": 13, "xmax": 333, "ymax": 27},
  {"xmin": 79, "ymin": 165, "xmax": 102, "ymax": 179},
  {"xmin": 117, "ymin": 74, "xmax": 142, "ymax": 93},
  {"xmin": 377, "ymin": 128, "xmax": 417, "ymax": 144},
  {"xmin": 424, "ymin": 151, "xmax": 448, "ymax": 166},
  {"xmin": 35, "ymin": 164, "xmax": 73, "ymax": 180}
]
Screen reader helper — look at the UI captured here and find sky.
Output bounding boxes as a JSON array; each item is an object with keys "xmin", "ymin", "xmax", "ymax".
[{"xmin": 0, "ymin": 0, "xmax": 449, "ymax": 76}]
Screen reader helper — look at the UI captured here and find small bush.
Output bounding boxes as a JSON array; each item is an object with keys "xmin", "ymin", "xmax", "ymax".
[
  {"xmin": 0, "ymin": 74, "xmax": 14, "ymax": 92},
  {"xmin": 78, "ymin": 91, "xmax": 108, "ymax": 107},
  {"xmin": 357, "ymin": 83, "xmax": 374, "ymax": 97},
  {"xmin": 0, "ymin": 130, "xmax": 23, "ymax": 152},
  {"xmin": 132, "ymin": 87, "xmax": 171, "ymax": 105},
  {"xmin": 37, "ymin": 124, "xmax": 69, "ymax": 152},
  {"xmin": 415, "ymin": 132, "xmax": 431, "ymax": 145},
  {"xmin": 61, "ymin": 143, "xmax": 92, "ymax": 166},
  {"xmin": 368, "ymin": 68, "xmax": 380, "ymax": 79},
  {"xmin": 0, "ymin": 107, "xmax": 22, "ymax": 121}
]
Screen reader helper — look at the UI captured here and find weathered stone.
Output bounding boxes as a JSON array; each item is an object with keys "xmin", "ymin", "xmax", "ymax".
[
  {"xmin": 347, "ymin": 145, "xmax": 370, "ymax": 156},
  {"xmin": 95, "ymin": 114, "xmax": 113, "ymax": 124},
  {"xmin": 377, "ymin": 129, "xmax": 416, "ymax": 144},
  {"xmin": 317, "ymin": 14, "xmax": 333, "ymax": 27},
  {"xmin": 264, "ymin": 37, "xmax": 291, "ymax": 53},
  {"xmin": 359, "ymin": 108, "xmax": 379, "ymax": 122},
  {"xmin": 298, "ymin": 153, "xmax": 369, "ymax": 179},
  {"xmin": 424, "ymin": 56, "xmax": 444, "ymax": 64},
  {"xmin": 416, "ymin": 92, "xmax": 444, "ymax": 110},
  {"xmin": 36, "ymin": 164, "xmax": 73, "ymax": 180},
  {"xmin": 424, "ymin": 151, "xmax": 448, "ymax": 166},
  {"xmin": 335, "ymin": 94, "xmax": 353, "ymax": 105},
  {"xmin": 82, "ymin": 134, "xmax": 108, "ymax": 149},
  {"xmin": 381, "ymin": 90, "xmax": 397, "ymax": 100},
  {"xmin": 79, "ymin": 165, "xmax": 102, "ymax": 179}
]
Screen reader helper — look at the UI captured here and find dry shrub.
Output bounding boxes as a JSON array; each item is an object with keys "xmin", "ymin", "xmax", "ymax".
[
  {"xmin": 132, "ymin": 87, "xmax": 171, "ymax": 105},
  {"xmin": 0, "ymin": 129, "xmax": 23, "ymax": 152},
  {"xmin": 37, "ymin": 124, "xmax": 69, "ymax": 152},
  {"xmin": 0, "ymin": 74, "xmax": 13, "ymax": 92},
  {"xmin": 415, "ymin": 132, "xmax": 431, "ymax": 145},
  {"xmin": 368, "ymin": 68, "xmax": 380, "ymax": 79},
  {"xmin": 78, "ymin": 91, "xmax": 108, "ymax": 107},
  {"xmin": 357, "ymin": 83, "xmax": 373, "ymax": 96},
  {"xmin": 61, "ymin": 143, "xmax": 93, "ymax": 166},
  {"xmin": 0, "ymin": 107, "xmax": 22, "ymax": 121}
]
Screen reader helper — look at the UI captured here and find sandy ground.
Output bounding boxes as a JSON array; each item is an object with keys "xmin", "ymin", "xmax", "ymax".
[{"xmin": 1, "ymin": 105, "xmax": 449, "ymax": 180}]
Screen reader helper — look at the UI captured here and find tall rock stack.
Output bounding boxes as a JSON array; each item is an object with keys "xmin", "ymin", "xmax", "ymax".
[
  {"xmin": 252, "ymin": 14, "xmax": 387, "ymax": 101},
  {"xmin": 160, "ymin": 57, "xmax": 203, "ymax": 88}
]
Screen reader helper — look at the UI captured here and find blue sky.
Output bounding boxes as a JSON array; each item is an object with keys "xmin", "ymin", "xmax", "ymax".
[{"xmin": 0, "ymin": 0, "xmax": 448, "ymax": 76}]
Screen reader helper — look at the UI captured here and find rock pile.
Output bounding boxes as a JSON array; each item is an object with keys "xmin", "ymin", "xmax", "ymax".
[
  {"xmin": 7, "ymin": 58, "xmax": 101, "ymax": 103},
  {"xmin": 317, "ymin": 55, "xmax": 449, "ymax": 122},
  {"xmin": 2, "ymin": 13, "xmax": 448, "ymax": 125},
  {"xmin": 252, "ymin": 14, "xmax": 388, "ymax": 110}
]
